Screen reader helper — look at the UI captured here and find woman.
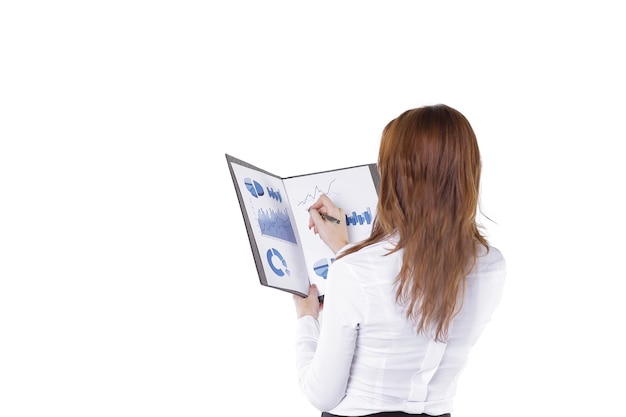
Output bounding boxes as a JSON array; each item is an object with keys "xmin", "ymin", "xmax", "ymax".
[{"xmin": 293, "ymin": 104, "xmax": 506, "ymax": 417}]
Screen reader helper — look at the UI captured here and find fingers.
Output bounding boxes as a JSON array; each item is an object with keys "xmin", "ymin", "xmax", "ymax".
[
  {"xmin": 308, "ymin": 206, "xmax": 322, "ymax": 229},
  {"xmin": 293, "ymin": 284, "xmax": 322, "ymax": 319},
  {"xmin": 308, "ymin": 195, "xmax": 341, "ymax": 225},
  {"xmin": 308, "ymin": 194, "xmax": 329, "ymax": 211},
  {"xmin": 307, "ymin": 194, "xmax": 326, "ymax": 211}
]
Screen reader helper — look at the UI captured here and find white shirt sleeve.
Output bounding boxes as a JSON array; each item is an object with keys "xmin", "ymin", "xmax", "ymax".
[{"xmin": 294, "ymin": 259, "xmax": 367, "ymax": 411}]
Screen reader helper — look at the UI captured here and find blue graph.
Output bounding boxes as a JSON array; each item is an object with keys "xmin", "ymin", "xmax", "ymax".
[
  {"xmin": 244, "ymin": 178, "xmax": 264, "ymax": 198},
  {"xmin": 346, "ymin": 207, "xmax": 373, "ymax": 226},
  {"xmin": 257, "ymin": 207, "xmax": 297, "ymax": 244},
  {"xmin": 267, "ymin": 187, "xmax": 282, "ymax": 203},
  {"xmin": 313, "ymin": 258, "xmax": 335, "ymax": 279},
  {"xmin": 267, "ymin": 248, "xmax": 290, "ymax": 277}
]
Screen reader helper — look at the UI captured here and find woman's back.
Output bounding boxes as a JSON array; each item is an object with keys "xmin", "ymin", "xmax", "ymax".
[{"xmin": 296, "ymin": 239, "xmax": 505, "ymax": 415}]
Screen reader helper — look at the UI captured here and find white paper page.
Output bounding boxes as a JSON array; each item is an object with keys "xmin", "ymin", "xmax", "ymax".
[
  {"xmin": 230, "ymin": 162, "xmax": 310, "ymax": 295},
  {"xmin": 283, "ymin": 165, "xmax": 378, "ymax": 295}
]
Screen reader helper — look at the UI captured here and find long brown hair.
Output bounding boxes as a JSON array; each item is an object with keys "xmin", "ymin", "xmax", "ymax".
[{"xmin": 338, "ymin": 104, "xmax": 488, "ymax": 342}]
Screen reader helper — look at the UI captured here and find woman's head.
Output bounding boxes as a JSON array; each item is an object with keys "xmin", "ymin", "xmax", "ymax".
[{"xmin": 376, "ymin": 104, "xmax": 482, "ymax": 237}]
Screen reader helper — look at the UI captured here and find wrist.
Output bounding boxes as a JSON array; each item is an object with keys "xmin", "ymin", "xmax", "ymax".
[
  {"xmin": 331, "ymin": 239, "xmax": 349, "ymax": 254},
  {"xmin": 298, "ymin": 311, "xmax": 319, "ymax": 320}
]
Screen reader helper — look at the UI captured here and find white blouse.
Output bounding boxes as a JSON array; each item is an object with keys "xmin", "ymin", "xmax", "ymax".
[{"xmin": 295, "ymin": 239, "xmax": 506, "ymax": 416}]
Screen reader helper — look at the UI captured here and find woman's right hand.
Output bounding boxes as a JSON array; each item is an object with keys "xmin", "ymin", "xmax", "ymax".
[{"xmin": 308, "ymin": 194, "xmax": 349, "ymax": 254}]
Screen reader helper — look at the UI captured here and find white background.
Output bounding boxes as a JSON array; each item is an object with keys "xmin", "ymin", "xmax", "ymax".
[{"xmin": 1, "ymin": 1, "xmax": 624, "ymax": 416}]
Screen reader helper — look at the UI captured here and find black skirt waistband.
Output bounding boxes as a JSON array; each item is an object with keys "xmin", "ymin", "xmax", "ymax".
[{"xmin": 321, "ymin": 412, "xmax": 450, "ymax": 417}]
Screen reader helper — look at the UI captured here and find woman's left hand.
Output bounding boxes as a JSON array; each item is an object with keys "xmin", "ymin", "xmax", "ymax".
[{"xmin": 293, "ymin": 284, "xmax": 322, "ymax": 320}]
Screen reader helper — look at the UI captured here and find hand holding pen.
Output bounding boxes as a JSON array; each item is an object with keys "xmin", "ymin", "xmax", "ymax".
[
  {"xmin": 308, "ymin": 194, "xmax": 349, "ymax": 254},
  {"xmin": 319, "ymin": 212, "xmax": 341, "ymax": 224}
]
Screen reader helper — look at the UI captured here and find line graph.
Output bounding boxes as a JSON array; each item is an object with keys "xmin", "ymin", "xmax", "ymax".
[{"xmin": 295, "ymin": 179, "xmax": 339, "ymax": 208}]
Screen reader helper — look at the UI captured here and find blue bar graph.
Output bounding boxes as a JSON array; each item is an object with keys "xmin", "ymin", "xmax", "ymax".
[{"xmin": 345, "ymin": 207, "xmax": 373, "ymax": 226}]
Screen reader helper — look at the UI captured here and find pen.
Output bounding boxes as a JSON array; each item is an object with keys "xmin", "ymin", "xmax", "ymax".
[
  {"xmin": 308, "ymin": 207, "xmax": 342, "ymax": 224},
  {"xmin": 320, "ymin": 213, "xmax": 341, "ymax": 224}
]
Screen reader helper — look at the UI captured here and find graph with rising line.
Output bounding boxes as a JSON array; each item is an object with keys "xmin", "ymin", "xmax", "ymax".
[{"xmin": 295, "ymin": 179, "xmax": 339, "ymax": 208}]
